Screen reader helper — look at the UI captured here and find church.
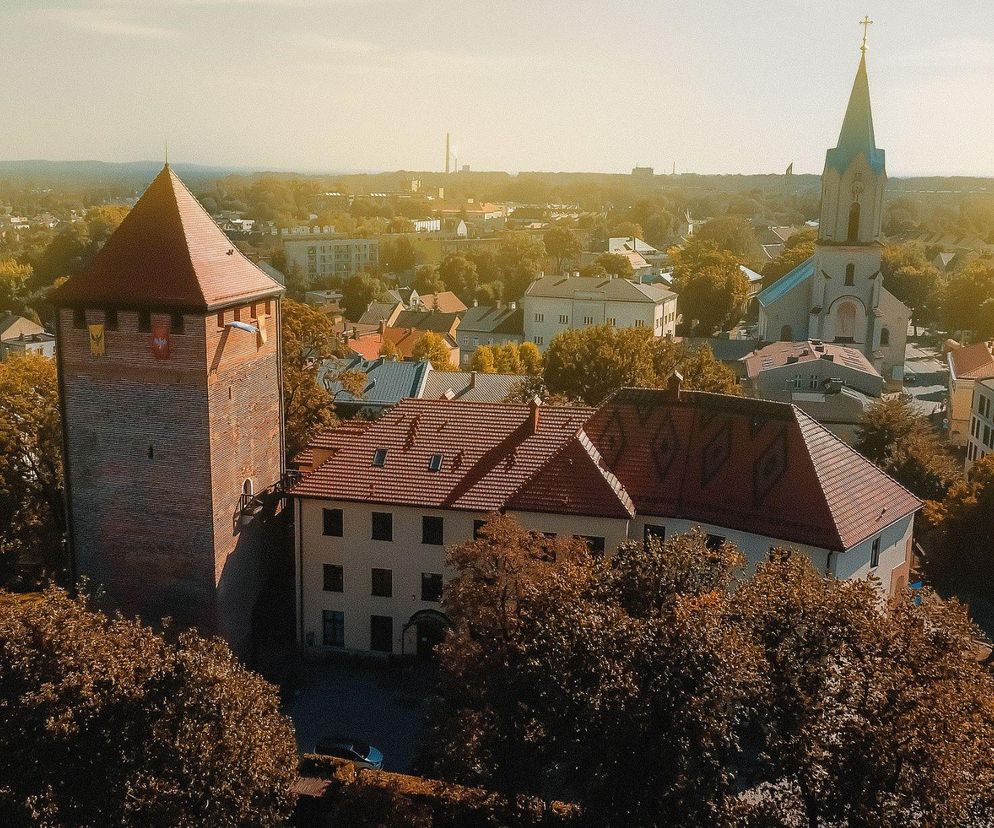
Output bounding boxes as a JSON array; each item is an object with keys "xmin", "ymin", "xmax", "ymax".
[{"xmin": 757, "ymin": 45, "xmax": 909, "ymax": 385}]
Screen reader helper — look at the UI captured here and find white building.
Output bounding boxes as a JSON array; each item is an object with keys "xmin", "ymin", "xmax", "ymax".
[
  {"xmin": 411, "ymin": 218, "xmax": 441, "ymax": 233},
  {"xmin": 291, "ymin": 386, "xmax": 921, "ymax": 656},
  {"xmin": 0, "ymin": 312, "xmax": 55, "ymax": 360},
  {"xmin": 966, "ymin": 378, "xmax": 994, "ymax": 475},
  {"xmin": 522, "ymin": 274, "xmax": 677, "ymax": 350},
  {"xmin": 283, "ymin": 236, "xmax": 379, "ymax": 282}
]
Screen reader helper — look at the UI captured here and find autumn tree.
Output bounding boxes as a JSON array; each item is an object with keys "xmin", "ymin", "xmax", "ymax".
[
  {"xmin": 853, "ymin": 397, "xmax": 960, "ymax": 501},
  {"xmin": 518, "ymin": 341, "xmax": 542, "ymax": 376},
  {"xmin": 543, "ymin": 227, "xmax": 582, "ymax": 272},
  {"xmin": 590, "ymin": 252, "xmax": 634, "ymax": 279},
  {"xmin": 0, "ymin": 259, "xmax": 39, "ymax": 319},
  {"xmin": 411, "ymin": 331, "xmax": 455, "ymax": 371},
  {"xmin": 693, "ymin": 216, "xmax": 760, "ymax": 260},
  {"xmin": 669, "ymin": 239, "xmax": 749, "ymax": 334},
  {"xmin": 943, "ymin": 257, "xmax": 994, "ymax": 338},
  {"xmin": 469, "ymin": 345, "xmax": 496, "ymax": 373},
  {"xmin": 379, "ymin": 336, "xmax": 400, "ymax": 360},
  {"xmin": 0, "ymin": 588, "xmax": 297, "ymax": 827},
  {"xmin": 882, "ymin": 242, "xmax": 941, "ymax": 334},
  {"xmin": 281, "ymin": 299, "xmax": 345, "ymax": 457},
  {"xmin": 492, "ymin": 342, "xmax": 523, "ymax": 374},
  {"xmin": 0, "ymin": 354, "xmax": 65, "ymax": 586}
]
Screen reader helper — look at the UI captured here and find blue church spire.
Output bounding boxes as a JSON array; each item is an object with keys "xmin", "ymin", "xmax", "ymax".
[{"xmin": 825, "ymin": 48, "xmax": 885, "ymax": 175}]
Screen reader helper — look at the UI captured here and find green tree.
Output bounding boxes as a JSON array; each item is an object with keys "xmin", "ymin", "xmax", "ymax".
[
  {"xmin": 762, "ymin": 230, "xmax": 816, "ymax": 287},
  {"xmin": 341, "ymin": 273, "xmax": 386, "ymax": 321},
  {"xmin": 542, "ymin": 227, "xmax": 582, "ymax": 272},
  {"xmin": 469, "ymin": 345, "xmax": 496, "ymax": 373},
  {"xmin": 381, "ymin": 236, "xmax": 417, "ymax": 273},
  {"xmin": 412, "ymin": 331, "xmax": 455, "ymax": 371},
  {"xmin": 669, "ymin": 239, "xmax": 749, "ymax": 334},
  {"xmin": 693, "ymin": 216, "xmax": 760, "ymax": 260},
  {"xmin": 943, "ymin": 257, "xmax": 994, "ymax": 338},
  {"xmin": 882, "ymin": 243, "xmax": 941, "ymax": 334},
  {"xmin": 412, "ymin": 266, "xmax": 446, "ymax": 295},
  {"xmin": 436, "ymin": 254, "xmax": 480, "ymax": 303},
  {"xmin": 854, "ymin": 397, "xmax": 960, "ymax": 501},
  {"xmin": 518, "ymin": 341, "xmax": 543, "ymax": 376},
  {"xmin": 0, "ymin": 587, "xmax": 297, "ymax": 827},
  {"xmin": 0, "ymin": 354, "xmax": 65, "ymax": 586},
  {"xmin": 591, "ymin": 252, "xmax": 634, "ymax": 279}
]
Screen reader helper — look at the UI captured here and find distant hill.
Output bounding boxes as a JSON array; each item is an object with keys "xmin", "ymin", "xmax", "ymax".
[{"xmin": 0, "ymin": 159, "xmax": 260, "ymax": 185}]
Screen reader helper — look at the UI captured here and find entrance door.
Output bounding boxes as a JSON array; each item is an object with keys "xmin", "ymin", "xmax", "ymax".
[{"xmin": 416, "ymin": 617, "xmax": 447, "ymax": 660}]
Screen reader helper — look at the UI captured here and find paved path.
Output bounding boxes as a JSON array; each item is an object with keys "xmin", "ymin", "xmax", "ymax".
[{"xmin": 903, "ymin": 343, "xmax": 948, "ymax": 421}]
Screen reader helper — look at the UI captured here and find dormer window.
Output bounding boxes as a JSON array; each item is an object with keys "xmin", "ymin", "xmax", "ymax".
[
  {"xmin": 372, "ymin": 448, "xmax": 388, "ymax": 467},
  {"xmin": 428, "ymin": 453, "xmax": 443, "ymax": 472}
]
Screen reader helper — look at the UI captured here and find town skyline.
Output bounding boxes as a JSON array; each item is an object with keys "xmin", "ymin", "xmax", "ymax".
[{"xmin": 3, "ymin": 1, "xmax": 994, "ymax": 177}]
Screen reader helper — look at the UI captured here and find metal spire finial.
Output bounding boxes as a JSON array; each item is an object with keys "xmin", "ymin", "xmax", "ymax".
[{"xmin": 859, "ymin": 15, "xmax": 873, "ymax": 53}]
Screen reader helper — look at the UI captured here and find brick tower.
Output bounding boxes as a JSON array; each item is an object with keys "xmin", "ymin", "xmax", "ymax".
[{"xmin": 50, "ymin": 164, "xmax": 284, "ymax": 654}]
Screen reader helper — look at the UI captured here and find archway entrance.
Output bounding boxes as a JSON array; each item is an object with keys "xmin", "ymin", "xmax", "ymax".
[{"xmin": 402, "ymin": 610, "xmax": 451, "ymax": 661}]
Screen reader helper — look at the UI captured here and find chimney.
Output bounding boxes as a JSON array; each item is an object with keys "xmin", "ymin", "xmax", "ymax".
[
  {"xmin": 378, "ymin": 319, "xmax": 386, "ymax": 334},
  {"xmin": 665, "ymin": 371, "xmax": 683, "ymax": 401},
  {"xmin": 529, "ymin": 395, "xmax": 542, "ymax": 433},
  {"xmin": 470, "ymin": 370, "xmax": 477, "ymax": 389}
]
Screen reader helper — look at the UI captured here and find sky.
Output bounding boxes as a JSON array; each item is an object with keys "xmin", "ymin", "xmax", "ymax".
[{"xmin": 2, "ymin": 0, "xmax": 993, "ymax": 177}]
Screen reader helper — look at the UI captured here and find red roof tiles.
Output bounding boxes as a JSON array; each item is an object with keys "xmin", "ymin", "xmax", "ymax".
[
  {"xmin": 948, "ymin": 341, "xmax": 994, "ymax": 380},
  {"xmin": 49, "ymin": 166, "xmax": 282, "ymax": 312}
]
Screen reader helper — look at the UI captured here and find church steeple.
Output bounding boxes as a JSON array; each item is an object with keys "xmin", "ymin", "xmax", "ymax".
[{"xmin": 818, "ymin": 43, "xmax": 886, "ymax": 245}]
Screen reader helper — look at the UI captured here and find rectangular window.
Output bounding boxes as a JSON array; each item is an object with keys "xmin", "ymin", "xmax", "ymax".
[
  {"xmin": 322, "ymin": 508, "xmax": 343, "ymax": 537},
  {"xmin": 533, "ymin": 336, "xmax": 543, "ymax": 346},
  {"xmin": 534, "ymin": 313, "xmax": 544, "ymax": 322},
  {"xmin": 138, "ymin": 311, "xmax": 151, "ymax": 333},
  {"xmin": 421, "ymin": 572, "xmax": 443, "ymax": 603},
  {"xmin": 580, "ymin": 535, "xmax": 606, "ymax": 556},
  {"xmin": 643, "ymin": 524, "xmax": 666, "ymax": 544},
  {"xmin": 428, "ymin": 454, "xmax": 443, "ymax": 472},
  {"xmin": 370, "ymin": 615, "xmax": 393, "ymax": 652},
  {"xmin": 583, "ymin": 316, "xmax": 594, "ymax": 325},
  {"xmin": 422, "ymin": 515, "xmax": 444, "ymax": 545},
  {"xmin": 72, "ymin": 308, "xmax": 85, "ymax": 329},
  {"xmin": 371, "ymin": 512, "xmax": 393, "ymax": 541},
  {"xmin": 323, "ymin": 564, "xmax": 343, "ymax": 592},
  {"xmin": 559, "ymin": 314, "xmax": 569, "ymax": 324},
  {"xmin": 217, "ymin": 311, "xmax": 225, "ymax": 330},
  {"xmin": 985, "ymin": 425, "xmax": 991, "ymax": 449},
  {"xmin": 870, "ymin": 536, "xmax": 881, "ymax": 569},
  {"xmin": 606, "ymin": 317, "xmax": 616, "ymax": 326},
  {"xmin": 372, "ymin": 448, "xmax": 388, "ymax": 467},
  {"xmin": 171, "ymin": 312, "xmax": 184, "ymax": 334},
  {"xmin": 265, "ymin": 299, "xmax": 272, "ymax": 316},
  {"xmin": 706, "ymin": 534, "xmax": 726, "ymax": 550},
  {"xmin": 634, "ymin": 319, "xmax": 645, "ymax": 327},
  {"xmin": 322, "ymin": 610, "xmax": 344, "ymax": 647},
  {"xmin": 104, "ymin": 309, "xmax": 118, "ymax": 331},
  {"xmin": 371, "ymin": 568, "xmax": 392, "ymax": 597},
  {"xmin": 473, "ymin": 519, "xmax": 486, "ymax": 540}
]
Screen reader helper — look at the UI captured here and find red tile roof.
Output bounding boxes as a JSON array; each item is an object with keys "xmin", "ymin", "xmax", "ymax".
[
  {"xmin": 293, "ymin": 388, "xmax": 921, "ymax": 551},
  {"xmin": 742, "ymin": 340, "xmax": 879, "ymax": 379},
  {"xmin": 49, "ymin": 165, "xmax": 282, "ymax": 312},
  {"xmin": 948, "ymin": 341, "xmax": 994, "ymax": 380}
]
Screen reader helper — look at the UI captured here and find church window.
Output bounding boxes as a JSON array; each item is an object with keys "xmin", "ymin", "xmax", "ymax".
[
  {"xmin": 845, "ymin": 264, "xmax": 855, "ymax": 286},
  {"xmin": 779, "ymin": 325, "xmax": 793, "ymax": 341},
  {"xmin": 880, "ymin": 328, "xmax": 890, "ymax": 346},
  {"xmin": 847, "ymin": 202, "xmax": 861, "ymax": 244}
]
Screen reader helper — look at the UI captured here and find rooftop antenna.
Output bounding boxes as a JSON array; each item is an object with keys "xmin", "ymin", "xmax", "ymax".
[
  {"xmin": 164, "ymin": 140, "xmax": 169, "ymax": 168},
  {"xmin": 859, "ymin": 14, "xmax": 873, "ymax": 53}
]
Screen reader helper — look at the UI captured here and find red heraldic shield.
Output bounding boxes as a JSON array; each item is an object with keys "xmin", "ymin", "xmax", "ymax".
[{"xmin": 151, "ymin": 324, "xmax": 171, "ymax": 359}]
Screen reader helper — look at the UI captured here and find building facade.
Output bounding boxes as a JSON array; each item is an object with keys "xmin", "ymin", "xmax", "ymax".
[
  {"xmin": 292, "ymin": 388, "xmax": 920, "ymax": 656},
  {"xmin": 283, "ymin": 236, "xmax": 379, "ymax": 282},
  {"xmin": 522, "ymin": 274, "xmax": 677, "ymax": 350},
  {"xmin": 947, "ymin": 341, "xmax": 994, "ymax": 446},
  {"xmin": 966, "ymin": 378, "xmax": 994, "ymax": 475},
  {"xmin": 457, "ymin": 304, "xmax": 524, "ymax": 366},
  {"xmin": 757, "ymin": 49, "xmax": 909, "ymax": 383},
  {"xmin": 50, "ymin": 165, "xmax": 285, "ymax": 655}
]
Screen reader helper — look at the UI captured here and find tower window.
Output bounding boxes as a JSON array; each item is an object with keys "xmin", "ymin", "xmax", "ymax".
[
  {"xmin": 880, "ymin": 328, "xmax": 890, "ymax": 346},
  {"xmin": 148, "ymin": 445, "xmax": 154, "ymax": 459},
  {"xmin": 845, "ymin": 264, "xmax": 855, "ymax": 286},
  {"xmin": 72, "ymin": 309, "xmax": 85, "ymax": 329},
  {"xmin": 847, "ymin": 202, "xmax": 861, "ymax": 244},
  {"xmin": 105, "ymin": 309, "xmax": 118, "ymax": 331},
  {"xmin": 138, "ymin": 311, "xmax": 151, "ymax": 333},
  {"xmin": 171, "ymin": 312, "xmax": 184, "ymax": 334}
]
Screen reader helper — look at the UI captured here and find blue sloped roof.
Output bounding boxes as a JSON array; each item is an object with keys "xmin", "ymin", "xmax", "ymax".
[
  {"xmin": 757, "ymin": 256, "xmax": 815, "ymax": 308},
  {"xmin": 319, "ymin": 356, "xmax": 430, "ymax": 407}
]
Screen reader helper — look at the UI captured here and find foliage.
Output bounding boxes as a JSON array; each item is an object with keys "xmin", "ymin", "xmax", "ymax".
[
  {"xmin": 590, "ymin": 252, "xmax": 634, "ymax": 279},
  {"xmin": 379, "ymin": 336, "xmax": 400, "ymax": 360},
  {"xmin": 342, "ymin": 273, "xmax": 387, "ymax": 321},
  {"xmin": 669, "ymin": 239, "xmax": 749, "ymax": 334},
  {"xmin": 542, "ymin": 326, "xmax": 740, "ymax": 405},
  {"xmin": 0, "ymin": 354, "xmax": 65, "ymax": 587},
  {"xmin": 761, "ymin": 229, "xmax": 816, "ymax": 288},
  {"xmin": 281, "ymin": 299, "xmax": 345, "ymax": 457},
  {"xmin": 853, "ymin": 397, "xmax": 961, "ymax": 501},
  {"xmin": 493, "ymin": 342, "xmax": 523, "ymax": 374},
  {"xmin": 0, "ymin": 587, "xmax": 297, "ymax": 827},
  {"xmin": 942, "ymin": 257, "xmax": 994, "ymax": 338},
  {"xmin": 381, "ymin": 236, "xmax": 418, "ymax": 273},
  {"xmin": 693, "ymin": 216, "xmax": 760, "ymax": 260},
  {"xmin": 469, "ymin": 345, "xmax": 496, "ymax": 373},
  {"xmin": 543, "ymin": 227, "xmax": 582, "ymax": 272},
  {"xmin": 518, "ymin": 341, "xmax": 543, "ymax": 376},
  {"xmin": 503, "ymin": 375, "xmax": 577, "ymax": 406},
  {"xmin": 411, "ymin": 331, "xmax": 455, "ymax": 371},
  {"xmin": 412, "ymin": 266, "xmax": 446, "ymax": 295},
  {"xmin": 436, "ymin": 254, "xmax": 480, "ymax": 303},
  {"xmin": 881, "ymin": 242, "xmax": 942, "ymax": 331},
  {"xmin": 429, "ymin": 518, "xmax": 994, "ymax": 827}
]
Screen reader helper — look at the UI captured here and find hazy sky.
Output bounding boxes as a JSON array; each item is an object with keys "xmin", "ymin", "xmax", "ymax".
[{"xmin": 2, "ymin": 0, "xmax": 993, "ymax": 176}]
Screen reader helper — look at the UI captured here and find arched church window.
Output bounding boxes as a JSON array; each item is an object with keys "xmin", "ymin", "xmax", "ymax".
[
  {"xmin": 845, "ymin": 263, "xmax": 855, "ymax": 286},
  {"xmin": 780, "ymin": 325, "xmax": 793, "ymax": 341},
  {"xmin": 880, "ymin": 328, "xmax": 890, "ymax": 346},
  {"xmin": 847, "ymin": 202, "xmax": 861, "ymax": 244},
  {"xmin": 837, "ymin": 302, "xmax": 857, "ymax": 340},
  {"xmin": 242, "ymin": 479, "xmax": 254, "ymax": 496}
]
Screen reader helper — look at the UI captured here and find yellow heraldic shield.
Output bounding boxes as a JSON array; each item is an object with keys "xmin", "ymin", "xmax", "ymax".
[{"xmin": 88, "ymin": 324, "xmax": 105, "ymax": 356}]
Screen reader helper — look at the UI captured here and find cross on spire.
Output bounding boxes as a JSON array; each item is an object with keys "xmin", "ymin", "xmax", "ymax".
[{"xmin": 859, "ymin": 15, "xmax": 873, "ymax": 53}]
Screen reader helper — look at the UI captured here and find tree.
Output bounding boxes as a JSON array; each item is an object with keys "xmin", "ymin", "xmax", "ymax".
[
  {"xmin": 412, "ymin": 266, "xmax": 445, "ymax": 295},
  {"xmin": 882, "ymin": 243, "xmax": 941, "ymax": 334},
  {"xmin": 693, "ymin": 216, "xmax": 760, "ymax": 260},
  {"xmin": 943, "ymin": 257, "xmax": 994, "ymax": 338},
  {"xmin": 492, "ymin": 342, "xmax": 523, "ymax": 374},
  {"xmin": 381, "ymin": 236, "xmax": 417, "ymax": 273},
  {"xmin": 853, "ymin": 397, "xmax": 960, "ymax": 501},
  {"xmin": 281, "ymin": 299, "xmax": 344, "ymax": 458},
  {"xmin": 762, "ymin": 230, "xmax": 816, "ymax": 287},
  {"xmin": 0, "ymin": 259, "xmax": 37, "ymax": 318},
  {"xmin": 543, "ymin": 227, "xmax": 582, "ymax": 272},
  {"xmin": 591, "ymin": 252, "xmax": 634, "ymax": 279},
  {"xmin": 0, "ymin": 587, "xmax": 297, "ymax": 826},
  {"xmin": 437, "ymin": 254, "xmax": 480, "ymax": 303},
  {"xmin": 411, "ymin": 331, "xmax": 454, "ymax": 371},
  {"xmin": 669, "ymin": 239, "xmax": 749, "ymax": 334},
  {"xmin": 379, "ymin": 336, "xmax": 400, "ymax": 360},
  {"xmin": 518, "ymin": 341, "xmax": 542, "ymax": 376},
  {"xmin": 469, "ymin": 345, "xmax": 496, "ymax": 373},
  {"xmin": 496, "ymin": 233, "xmax": 546, "ymax": 300},
  {"xmin": 341, "ymin": 273, "xmax": 386, "ymax": 321},
  {"xmin": 0, "ymin": 355, "xmax": 65, "ymax": 586}
]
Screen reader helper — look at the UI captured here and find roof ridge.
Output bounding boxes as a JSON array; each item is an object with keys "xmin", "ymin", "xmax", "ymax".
[
  {"xmin": 574, "ymin": 428, "xmax": 635, "ymax": 516},
  {"xmin": 788, "ymin": 406, "xmax": 847, "ymax": 550}
]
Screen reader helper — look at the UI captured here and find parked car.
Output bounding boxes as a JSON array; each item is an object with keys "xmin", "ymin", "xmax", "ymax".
[{"xmin": 314, "ymin": 737, "xmax": 384, "ymax": 770}]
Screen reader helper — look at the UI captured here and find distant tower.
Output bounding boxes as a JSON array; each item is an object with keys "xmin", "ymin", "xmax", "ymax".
[
  {"xmin": 50, "ymin": 165, "xmax": 285, "ymax": 655},
  {"xmin": 445, "ymin": 132, "xmax": 450, "ymax": 174}
]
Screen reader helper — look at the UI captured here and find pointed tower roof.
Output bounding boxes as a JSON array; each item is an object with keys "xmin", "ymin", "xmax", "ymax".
[
  {"xmin": 50, "ymin": 165, "xmax": 282, "ymax": 312},
  {"xmin": 825, "ymin": 52, "xmax": 885, "ymax": 176}
]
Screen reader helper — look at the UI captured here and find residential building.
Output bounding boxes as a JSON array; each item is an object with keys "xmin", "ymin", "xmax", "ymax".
[
  {"xmin": 966, "ymin": 378, "xmax": 994, "ymax": 475},
  {"xmin": 382, "ymin": 326, "xmax": 459, "ymax": 367},
  {"xmin": 522, "ymin": 274, "xmax": 677, "ymax": 350},
  {"xmin": 392, "ymin": 309, "xmax": 461, "ymax": 339},
  {"xmin": 358, "ymin": 301, "xmax": 404, "ymax": 327},
  {"xmin": 421, "ymin": 370, "xmax": 521, "ymax": 403},
  {"xmin": 48, "ymin": 165, "xmax": 285, "ymax": 656},
  {"xmin": 456, "ymin": 304, "xmax": 524, "ymax": 366},
  {"xmin": 413, "ymin": 292, "xmax": 467, "ymax": 314},
  {"xmin": 320, "ymin": 356, "xmax": 431, "ymax": 418},
  {"xmin": 947, "ymin": 341, "xmax": 994, "ymax": 445},
  {"xmin": 756, "ymin": 48, "xmax": 910, "ymax": 383},
  {"xmin": 283, "ymin": 236, "xmax": 379, "ymax": 282},
  {"xmin": 0, "ymin": 312, "xmax": 56, "ymax": 359},
  {"xmin": 305, "ymin": 289, "xmax": 344, "ymax": 307},
  {"xmin": 411, "ymin": 218, "xmax": 441, "ymax": 233},
  {"xmin": 741, "ymin": 340, "xmax": 883, "ymax": 440},
  {"xmin": 291, "ymin": 385, "xmax": 921, "ymax": 655}
]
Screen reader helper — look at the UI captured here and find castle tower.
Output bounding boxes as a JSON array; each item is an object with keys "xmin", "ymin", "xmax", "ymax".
[{"xmin": 50, "ymin": 165, "xmax": 285, "ymax": 654}]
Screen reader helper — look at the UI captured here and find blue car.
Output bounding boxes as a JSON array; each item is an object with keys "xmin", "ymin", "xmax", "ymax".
[{"xmin": 314, "ymin": 737, "xmax": 384, "ymax": 770}]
